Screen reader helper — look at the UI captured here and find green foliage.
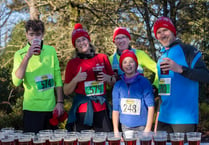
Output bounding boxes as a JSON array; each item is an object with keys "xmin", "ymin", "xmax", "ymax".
[{"xmin": 0, "ymin": 97, "xmax": 23, "ymax": 129}]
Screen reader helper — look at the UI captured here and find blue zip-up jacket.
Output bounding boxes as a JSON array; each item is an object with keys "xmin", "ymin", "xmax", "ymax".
[
  {"xmin": 112, "ymin": 73, "xmax": 154, "ymax": 127},
  {"xmin": 157, "ymin": 40, "xmax": 209, "ymax": 124}
]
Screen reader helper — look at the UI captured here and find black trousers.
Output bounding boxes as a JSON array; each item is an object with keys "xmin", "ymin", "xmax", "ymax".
[
  {"xmin": 75, "ymin": 110, "xmax": 113, "ymax": 132},
  {"xmin": 23, "ymin": 110, "xmax": 57, "ymax": 133},
  {"xmin": 157, "ymin": 121, "xmax": 197, "ymax": 133}
]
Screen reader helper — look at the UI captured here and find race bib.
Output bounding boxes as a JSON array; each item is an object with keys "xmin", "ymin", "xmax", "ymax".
[
  {"xmin": 120, "ymin": 98, "xmax": 141, "ymax": 115},
  {"xmin": 35, "ymin": 74, "xmax": 54, "ymax": 91},
  {"xmin": 84, "ymin": 81, "xmax": 104, "ymax": 96},
  {"xmin": 158, "ymin": 78, "xmax": 171, "ymax": 96}
]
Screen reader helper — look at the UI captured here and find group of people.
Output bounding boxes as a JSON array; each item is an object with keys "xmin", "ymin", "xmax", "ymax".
[{"xmin": 12, "ymin": 16, "xmax": 209, "ymax": 134}]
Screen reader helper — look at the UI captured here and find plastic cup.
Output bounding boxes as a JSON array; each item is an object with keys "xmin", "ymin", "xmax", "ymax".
[
  {"xmin": 33, "ymin": 138, "xmax": 45, "ymax": 145},
  {"xmin": 170, "ymin": 132, "xmax": 184, "ymax": 145},
  {"xmin": 8, "ymin": 133, "xmax": 21, "ymax": 145},
  {"xmin": 63, "ymin": 133, "xmax": 78, "ymax": 145},
  {"xmin": 78, "ymin": 132, "xmax": 92, "ymax": 145},
  {"xmin": 39, "ymin": 130, "xmax": 53, "ymax": 145},
  {"xmin": 54, "ymin": 129, "xmax": 67, "ymax": 135},
  {"xmin": 92, "ymin": 66, "xmax": 103, "ymax": 81},
  {"xmin": 139, "ymin": 132, "xmax": 153, "ymax": 145},
  {"xmin": 92, "ymin": 132, "xmax": 107, "ymax": 145},
  {"xmin": 1, "ymin": 128, "xmax": 15, "ymax": 134},
  {"xmin": 107, "ymin": 132, "xmax": 121, "ymax": 145},
  {"xmin": 1, "ymin": 138, "xmax": 15, "ymax": 145},
  {"xmin": 160, "ymin": 63, "xmax": 169, "ymax": 75},
  {"xmin": 186, "ymin": 132, "xmax": 201, "ymax": 145},
  {"xmin": 33, "ymin": 135, "xmax": 46, "ymax": 145},
  {"xmin": 18, "ymin": 135, "xmax": 32, "ymax": 145},
  {"xmin": 32, "ymin": 39, "xmax": 42, "ymax": 55},
  {"xmin": 123, "ymin": 130, "xmax": 137, "ymax": 145},
  {"xmin": 49, "ymin": 135, "xmax": 62, "ymax": 145},
  {"xmin": 153, "ymin": 131, "xmax": 167, "ymax": 145}
]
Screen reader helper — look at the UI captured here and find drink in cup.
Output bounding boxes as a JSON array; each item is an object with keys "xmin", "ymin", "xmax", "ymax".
[
  {"xmin": 160, "ymin": 63, "xmax": 169, "ymax": 75},
  {"xmin": 78, "ymin": 138, "xmax": 91, "ymax": 145},
  {"xmin": 64, "ymin": 134, "xmax": 78, "ymax": 145},
  {"xmin": 186, "ymin": 132, "xmax": 201, "ymax": 145},
  {"xmin": 64, "ymin": 139, "xmax": 77, "ymax": 145},
  {"xmin": 32, "ymin": 39, "xmax": 42, "ymax": 55},
  {"xmin": 153, "ymin": 131, "xmax": 167, "ymax": 145},
  {"xmin": 123, "ymin": 130, "xmax": 137, "ymax": 145},
  {"xmin": 93, "ymin": 132, "xmax": 106, "ymax": 145},
  {"xmin": 33, "ymin": 135, "xmax": 46, "ymax": 145},
  {"xmin": 1, "ymin": 138, "xmax": 15, "ymax": 145},
  {"xmin": 170, "ymin": 132, "xmax": 184, "ymax": 145},
  {"xmin": 124, "ymin": 139, "xmax": 136, "ymax": 145},
  {"xmin": 78, "ymin": 132, "xmax": 92, "ymax": 145},
  {"xmin": 33, "ymin": 139, "xmax": 45, "ymax": 145},
  {"xmin": 18, "ymin": 135, "xmax": 32, "ymax": 145},
  {"xmin": 93, "ymin": 139, "xmax": 106, "ymax": 145},
  {"xmin": 93, "ymin": 66, "xmax": 103, "ymax": 81},
  {"xmin": 107, "ymin": 132, "xmax": 121, "ymax": 145},
  {"xmin": 139, "ymin": 132, "xmax": 153, "ymax": 145},
  {"xmin": 49, "ymin": 135, "xmax": 62, "ymax": 145},
  {"xmin": 48, "ymin": 139, "xmax": 60, "ymax": 145},
  {"xmin": 38, "ymin": 130, "xmax": 53, "ymax": 145}
]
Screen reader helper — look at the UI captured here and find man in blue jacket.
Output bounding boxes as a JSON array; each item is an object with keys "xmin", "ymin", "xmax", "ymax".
[{"xmin": 153, "ymin": 16, "xmax": 209, "ymax": 133}]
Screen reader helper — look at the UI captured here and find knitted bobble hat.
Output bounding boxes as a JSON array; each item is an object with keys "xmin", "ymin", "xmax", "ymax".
[
  {"xmin": 71, "ymin": 23, "xmax": 91, "ymax": 47},
  {"xmin": 119, "ymin": 49, "xmax": 138, "ymax": 72},
  {"xmin": 113, "ymin": 27, "xmax": 131, "ymax": 43},
  {"xmin": 153, "ymin": 16, "xmax": 176, "ymax": 39}
]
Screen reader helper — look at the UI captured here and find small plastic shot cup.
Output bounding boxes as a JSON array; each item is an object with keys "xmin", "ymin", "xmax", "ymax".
[
  {"xmin": 170, "ymin": 132, "xmax": 185, "ymax": 145},
  {"xmin": 107, "ymin": 132, "xmax": 122, "ymax": 145},
  {"xmin": 138, "ymin": 132, "xmax": 153, "ymax": 145},
  {"xmin": 186, "ymin": 132, "xmax": 202, "ymax": 145},
  {"xmin": 123, "ymin": 130, "xmax": 137, "ymax": 145},
  {"xmin": 63, "ymin": 133, "xmax": 78, "ymax": 145},
  {"xmin": 153, "ymin": 131, "xmax": 168, "ymax": 145},
  {"xmin": 92, "ymin": 132, "xmax": 107, "ymax": 145},
  {"xmin": 78, "ymin": 131, "xmax": 93, "ymax": 145}
]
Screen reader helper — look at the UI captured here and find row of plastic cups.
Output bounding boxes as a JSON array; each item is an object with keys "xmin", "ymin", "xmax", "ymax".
[
  {"xmin": 122, "ymin": 131, "xmax": 202, "ymax": 145},
  {"xmin": 0, "ymin": 128, "xmax": 202, "ymax": 145}
]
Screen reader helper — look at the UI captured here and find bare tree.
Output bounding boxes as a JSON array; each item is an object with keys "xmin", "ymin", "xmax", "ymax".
[
  {"xmin": 0, "ymin": 1, "xmax": 12, "ymax": 56},
  {"xmin": 24, "ymin": 0, "xmax": 40, "ymax": 20}
]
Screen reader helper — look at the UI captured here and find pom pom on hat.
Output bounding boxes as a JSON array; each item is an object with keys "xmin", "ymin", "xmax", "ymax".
[
  {"xmin": 153, "ymin": 16, "xmax": 176, "ymax": 39},
  {"xmin": 119, "ymin": 49, "xmax": 138, "ymax": 72},
  {"xmin": 113, "ymin": 27, "xmax": 131, "ymax": 43},
  {"xmin": 74, "ymin": 23, "xmax": 83, "ymax": 29},
  {"xmin": 72, "ymin": 23, "xmax": 91, "ymax": 47}
]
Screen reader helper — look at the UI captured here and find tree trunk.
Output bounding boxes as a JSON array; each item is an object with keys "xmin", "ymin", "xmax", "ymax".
[
  {"xmin": 25, "ymin": 0, "xmax": 40, "ymax": 20},
  {"xmin": 143, "ymin": 0, "xmax": 157, "ymax": 61}
]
